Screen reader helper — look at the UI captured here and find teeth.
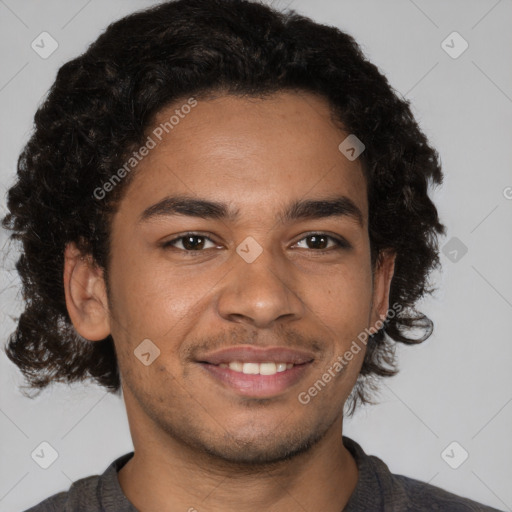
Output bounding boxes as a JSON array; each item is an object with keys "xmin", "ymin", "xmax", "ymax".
[
  {"xmin": 259, "ymin": 362, "xmax": 276, "ymax": 375},
  {"xmin": 228, "ymin": 361, "xmax": 243, "ymax": 372},
  {"xmin": 221, "ymin": 361, "xmax": 295, "ymax": 375},
  {"xmin": 242, "ymin": 362, "xmax": 259, "ymax": 375}
]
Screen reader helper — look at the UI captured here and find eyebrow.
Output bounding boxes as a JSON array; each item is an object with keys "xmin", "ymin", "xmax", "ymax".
[{"xmin": 138, "ymin": 194, "xmax": 364, "ymax": 227}]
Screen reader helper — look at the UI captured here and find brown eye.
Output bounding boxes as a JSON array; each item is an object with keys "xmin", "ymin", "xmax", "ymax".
[
  {"xmin": 163, "ymin": 234, "xmax": 216, "ymax": 251},
  {"xmin": 294, "ymin": 233, "xmax": 350, "ymax": 251},
  {"xmin": 305, "ymin": 235, "xmax": 329, "ymax": 250}
]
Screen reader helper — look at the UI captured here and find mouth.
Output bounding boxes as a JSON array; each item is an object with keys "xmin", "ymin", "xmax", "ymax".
[
  {"xmin": 196, "ymin": 346, "xmax": 315, "ymax": 398},
  {"xmin": 218, "ymin": 361, "xmax": 295, "ymax": 375}
]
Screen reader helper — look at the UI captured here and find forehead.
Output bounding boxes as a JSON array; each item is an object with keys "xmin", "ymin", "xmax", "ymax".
[{"xmin": 117, "ymin": 91, "xmax": 368, "ymax": 223}]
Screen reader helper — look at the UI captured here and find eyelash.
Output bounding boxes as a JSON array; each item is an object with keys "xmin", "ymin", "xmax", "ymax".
[{"xmin": 161, "ymin": 232, "xmax": 351, "ymax": 254}]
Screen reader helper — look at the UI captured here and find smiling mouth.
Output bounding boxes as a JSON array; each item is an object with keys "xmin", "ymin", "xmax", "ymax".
[
  {"xmin": 195, "ymin": 345, "xmax": 316, "ymax": 397},
  {"xmin": 209, "ymin": 361, "xmax": 299, "ymax": 375},
  {"xmin": 198, "ymin": 360, "xmax": 314, "ymax": 398}
]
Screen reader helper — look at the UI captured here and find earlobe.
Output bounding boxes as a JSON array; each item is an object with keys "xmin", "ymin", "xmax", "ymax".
[
  {"xmin": 371, "ymin": 249, "xmax": 396, "ymax": 325},
  {"xmin": 63, "ymin": 242, "xmax": 111, "ymax": 341}
]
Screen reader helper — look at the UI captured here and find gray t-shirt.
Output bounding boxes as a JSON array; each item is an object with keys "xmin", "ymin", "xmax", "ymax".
[{"xmin": 24, "ymin": 436, "xmax": 503, "ymax": 511}]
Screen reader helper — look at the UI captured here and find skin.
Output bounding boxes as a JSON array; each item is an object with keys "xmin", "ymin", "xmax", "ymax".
[{"xmin": 64, "ymin": 91, "xmax": 395, "ymax": 512}]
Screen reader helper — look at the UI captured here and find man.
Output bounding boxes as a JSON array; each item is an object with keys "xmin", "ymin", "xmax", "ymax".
[{"xmin": 2, "ymin": 0, "xmax": 501, "ymax": 510}]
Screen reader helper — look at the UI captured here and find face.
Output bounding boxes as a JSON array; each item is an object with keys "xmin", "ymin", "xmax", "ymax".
[{"xmin": 76, "ymin": 91, "xmax": 394, "ymax": 464}]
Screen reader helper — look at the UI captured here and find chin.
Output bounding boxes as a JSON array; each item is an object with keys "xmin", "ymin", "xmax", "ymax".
[{"xmin": 194, "ymin": 424, "xmax": 328, "ymax": 467}]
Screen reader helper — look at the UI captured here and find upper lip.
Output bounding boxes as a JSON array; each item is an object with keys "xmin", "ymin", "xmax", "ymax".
[{"xmin": 197, "ymin": 346, "xmax": 315, "ymax": 365}]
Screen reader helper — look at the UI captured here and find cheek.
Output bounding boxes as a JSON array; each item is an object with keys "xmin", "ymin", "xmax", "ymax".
[
  {"xmin": 107, "ymin": 249, "xmax": 223, "ymax": 352},
  {"xmin": 305, "ymin": 261, "xmax": 374, "ymax": 334}
]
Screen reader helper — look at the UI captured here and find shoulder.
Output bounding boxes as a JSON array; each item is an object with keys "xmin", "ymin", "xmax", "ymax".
[
  {"xmin": 393, "ymin": 473, "xmax": 502, "ymax": 511},
  {"xmin": 342, "ymin": 436, "xmax": 502, "ymax": 512},
  {"xmin": 23, "ymin": 474, "xmax": 102, "ymax": 512},
  {"xmin": 23, "ymin": 452, "xmax": 135, "ymax": 512}
]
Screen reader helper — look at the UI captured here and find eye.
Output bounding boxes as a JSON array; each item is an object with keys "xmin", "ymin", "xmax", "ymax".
[
  {"xmin": 162, "ymin": 233, "xmax": 218, "ymax": 251},
  {"xmin": 161, "ymin": 232, "xmax": 350, "ymax": 254},
  {"xmin": 293, "ymin": 233, "xmax": 350, "ymax": 251}
]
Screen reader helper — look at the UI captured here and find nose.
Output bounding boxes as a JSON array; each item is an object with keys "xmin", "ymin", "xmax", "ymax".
[{"xmin": 216, "ymin": 246, "xmax": 305, "ymax": 329}]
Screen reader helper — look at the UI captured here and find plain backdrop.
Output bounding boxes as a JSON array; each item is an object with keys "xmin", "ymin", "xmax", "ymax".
[{"xmin": 0, "ymin": 1, "xmax": 511, "ymax": 511}]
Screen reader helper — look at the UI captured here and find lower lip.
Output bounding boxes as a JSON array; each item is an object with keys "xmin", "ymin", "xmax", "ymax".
[{"xmin": 198, "ymin": 363, "xmax": 312, "ymax": 398}]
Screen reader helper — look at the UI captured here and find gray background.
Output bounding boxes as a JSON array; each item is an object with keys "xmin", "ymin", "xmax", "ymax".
[{"xmin": 0, "ymin": 0, "xmax": 511, "ymax": 511}]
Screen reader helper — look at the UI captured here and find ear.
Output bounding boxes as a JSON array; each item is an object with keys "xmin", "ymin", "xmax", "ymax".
[
  {"xmin": 369, "ymin": 249, "xmax": 396, "ymax": 328},
  {"xmin": 63, "ymin": 241, "xmax": 111, "ymax": 341}
]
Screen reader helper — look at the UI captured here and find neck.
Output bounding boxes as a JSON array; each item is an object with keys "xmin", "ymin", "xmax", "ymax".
[{"xmin": 118, "ymin": 414, "xmax": 358, "ymax": 512}]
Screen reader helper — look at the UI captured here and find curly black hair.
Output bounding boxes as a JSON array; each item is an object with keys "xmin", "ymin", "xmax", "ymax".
[{"xmin": 2, "ymin": 0, "xmax": 445, "ymax": 412}]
